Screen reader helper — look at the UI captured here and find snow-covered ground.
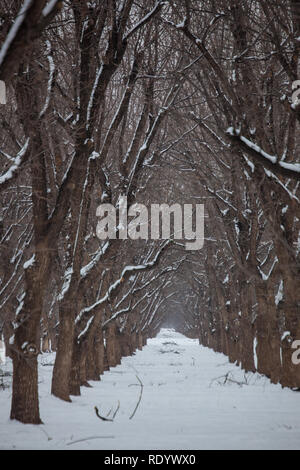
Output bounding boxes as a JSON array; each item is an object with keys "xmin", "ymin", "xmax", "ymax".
[{"xmin": 0, "ymin": 328, "xmax": 300, "ymax": 450}]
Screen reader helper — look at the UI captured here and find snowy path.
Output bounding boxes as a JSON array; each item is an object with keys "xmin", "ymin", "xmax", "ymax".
[{"xmin": 1, "ymin": 328, "xmax": 300, "ymax": 450}]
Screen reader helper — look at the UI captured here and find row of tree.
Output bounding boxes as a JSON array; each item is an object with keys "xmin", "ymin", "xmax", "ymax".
[{"xmin": 168, "ymin": 0, "xmax": 300, "ymax": 389}]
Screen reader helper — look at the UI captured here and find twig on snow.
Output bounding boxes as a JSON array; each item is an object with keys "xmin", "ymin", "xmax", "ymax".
[
  {"xmin": 94, "ymin": 406, "xmax": 113, "ymax": 421},
  {"xmin": 112, "ymin": 400, "xmax": 120, "ymax": 419},
  {"xmin": 209, "ymin": 371, "xmax": 251, "ymax": 388},
  {"xmin": 106, "ymin": 406, "xmax": 113, "ymax": 418},
  {"xmin": 129, "ymin": 375, "xmax": 144, "ymax": 420}
]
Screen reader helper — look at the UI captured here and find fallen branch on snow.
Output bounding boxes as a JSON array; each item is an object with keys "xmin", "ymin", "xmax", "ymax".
[
  {"xmin": 112, "ymin": 400, "xmax": 120, "ymax": 419},
  {"xmin": 129, "ymin": 375, "xmax": 143, "ymax": 420},
  {"xmin": 94, "ymin": 400, "xmax": 120, "ymax": 422},
  {"xmin": 94, "ymin": 406, "xmax": 113, "ymax": 422},
  {"xmin": 209, "ymin": 371, "xmax": 253, "ymax": 388}
]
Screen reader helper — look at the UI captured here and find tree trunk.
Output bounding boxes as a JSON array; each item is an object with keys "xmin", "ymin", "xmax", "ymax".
[
  {"xmin": 119, "ymin": 332, "xmax": 131, "ymax": 357},
  {"xmin": 280, "ymin": 301, "xmax": 300, "ymax": 388},
  {"xmin": 105, "ymin": 324, "xmax": 116, "ymax": 367},
  {"xmin": 10, "ymin": 258, "xmax": 47, "ymax": 424},
  {"xmin": 51, "ymin": 307, "xmax": 75, "ymax": 402},
  {"xmin": 86, "ymin": 336, "xmax": 104, "ymax": 381},
  {"xmin": 239, "ymin": 283, "xmax": 256, "ymax": 373},
  {"xmin": 256, "ymin": 283, "xmax": 281, "ymax": 383},
  {"xmin": 69, "ymin": 341, "xmax": 81, "ymax": 396},
  {"xmin": 10, "ymin": 353, "xmax": 41, "ymax": 424}
]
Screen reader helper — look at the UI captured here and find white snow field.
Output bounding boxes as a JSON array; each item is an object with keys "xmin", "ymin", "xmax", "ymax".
[{"xmin": 0, "ymin": 328, "xmax": 300, "ymax": 450}]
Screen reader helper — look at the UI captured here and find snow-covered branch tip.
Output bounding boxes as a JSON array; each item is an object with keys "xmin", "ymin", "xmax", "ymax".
[
  {"xmin": 123, "ymin": 1, "xmax": 165, "ymax": 41},
  {"xmin": 129, "ymin": 375, "xmax": 143, "ymax": 420},
  {"xmin": 0, "ymin": 0, "xmax": 33, "ymax": 68},
  {"xmin": 226, "ymin": 127, "xmax": 300, "ymax": 180},
  {"xmin": 0, "ymin": 139, "xmax": 30, "ymax": 186},
  {"xmin": 42, "ymin": 0, "xmax": 61, "ymax": 18},
  {"xmin": 76, "ymin": 241, "xmax": 171, "ymax": 322}
]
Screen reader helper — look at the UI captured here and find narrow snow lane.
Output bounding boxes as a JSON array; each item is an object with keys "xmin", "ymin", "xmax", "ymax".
[{"xmin": 1, "ymin": 328, "xmax": 300, "ymax": 449}]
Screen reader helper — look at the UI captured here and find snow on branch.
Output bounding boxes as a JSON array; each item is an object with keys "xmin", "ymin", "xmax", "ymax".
[
  {"xmin": 86, "ymin": 65, "xmax": 103, "ymax": 127},
  {"xmin": 0, "ymin": 0, "xmax": 33, "ymax": 69},
  {"xmin": 58, "ymin": 266, "xmax": 73, "ymax": 301},
  {"xmin": 0, "ymin": 0, "xmax": 62, "ymax": 81},
  {"xmin": 127, "ymin": 79, "xmax": 183, "ymax": 194},
  {"xmin": 123, "ymin": 1, "xmax": 164, "ymax": 41},
  {"xmin": 80, "ymin": 242, "xmax": 109, "ymax": 279},
  {"xmin": 102, "ymin": 303, "xmax": 132, "ymax": 330},
  {"xmin": 42, "ymin": 0, "xmax": 60, "ymax": 17},
  {"xmin": 39, "ymin": 41, "xmax": 55, "ymax": 118},
  {"xmin": 103, "ymin": 257, "xmax": 184, "ymax": 330},
  {"xmin": 23, "ymin": 254, "xmax": 35, "ymax": 270},
  {"xmin": 258, "ymin": 256, "xmax": 278, "ymax": 281},
  {"xmin": 206, "ymin": 186, "xmax": 237, "ymax": 212},
  {"xmin": 164, "ymin": 17, "xmax": 239, "ymax": 111},
  {"xmin": 226, "ymin": 127, "xmax": 300, "ymax": 180},
  {"xmin": 0, "ymin": 139, "xmax": 30, "ymax": 186},
  {"xmin": 142, "ymin": 291, "xmax": 175, "ymax": 331},
  {"xmin": 76, "ymin": 240, "xmax": 170, "ymax": 323}
]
